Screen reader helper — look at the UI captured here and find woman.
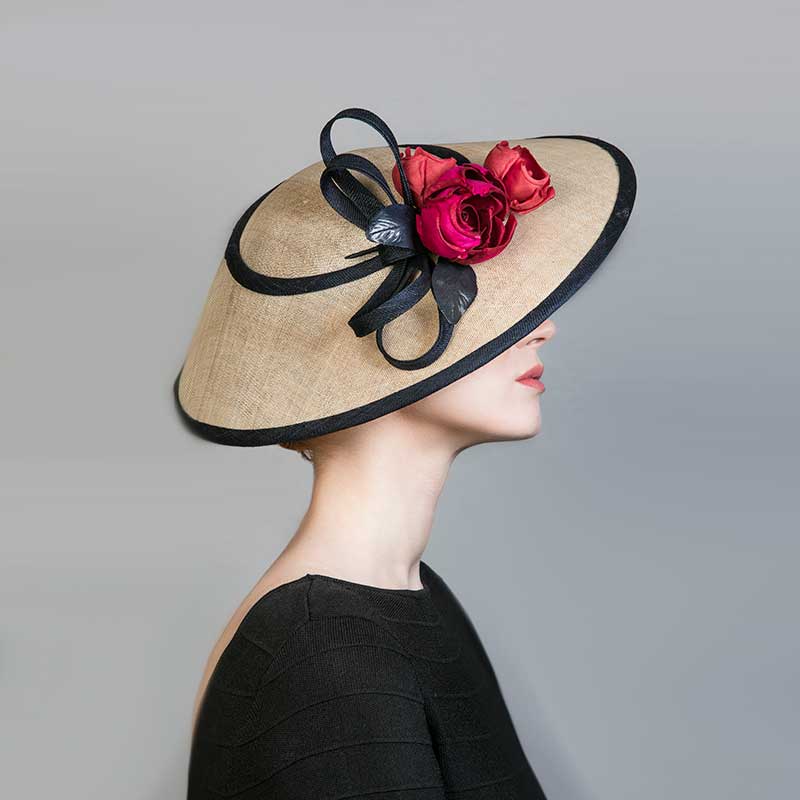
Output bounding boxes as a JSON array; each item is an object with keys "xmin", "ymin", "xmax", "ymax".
[{"xmin": 175, "ymin": 108, "xmax": 636, "ymax": 799}]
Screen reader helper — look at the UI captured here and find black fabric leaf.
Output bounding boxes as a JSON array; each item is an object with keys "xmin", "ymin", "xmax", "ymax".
[
  {"xmin": 431, "ymin": 259, "xmax": 478, "ymax": 325},
  {"xmin": 365, "ymin": 204, "xmax": 417, "ymax": 249}
]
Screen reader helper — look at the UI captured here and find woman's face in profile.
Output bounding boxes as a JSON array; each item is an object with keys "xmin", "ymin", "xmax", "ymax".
[{"xmin": 402, "ymin": 318, "xmax": 557, "ymax": 448}]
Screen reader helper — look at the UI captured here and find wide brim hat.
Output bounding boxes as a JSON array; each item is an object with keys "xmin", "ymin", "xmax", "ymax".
[{"xmin": 174, "ymin": 108, "xmax": 636, "ymax": 447}]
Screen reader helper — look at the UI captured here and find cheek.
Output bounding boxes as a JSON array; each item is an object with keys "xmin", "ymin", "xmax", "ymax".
[
  {"xmin": 467, "ymin": 373, "xmax": 541, "ymax": 436},
  {"xmin": 413, "ymin": 363, "xmax": 541, "ymax": 438}
]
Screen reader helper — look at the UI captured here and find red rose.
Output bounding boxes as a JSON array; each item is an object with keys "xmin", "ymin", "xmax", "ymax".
[
  {"xmin": 415, "ymin": 163, "xmax": 517, "ymax": 265},
  {"xmin": 484, "ymin": 140, "xmax": 555, "ymax": 213},
  {"xmin": 391, "ymin": 146, "xmax": 458, "ymax": 208}
]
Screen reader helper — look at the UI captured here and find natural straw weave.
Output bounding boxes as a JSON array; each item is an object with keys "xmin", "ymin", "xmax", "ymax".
[{"xmin": 176, "ymin": 136, "xmax": 634, "ymax": 445}]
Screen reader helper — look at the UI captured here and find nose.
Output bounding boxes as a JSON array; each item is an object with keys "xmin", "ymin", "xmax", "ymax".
[{"xmin": 516, "ymin": 318, "xmax": 557, "ymax": 347}]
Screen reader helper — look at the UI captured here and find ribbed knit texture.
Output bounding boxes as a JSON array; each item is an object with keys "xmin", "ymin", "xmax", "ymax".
[{"xmin": 188, "ymin": 561, "xmax": 548, "ymax": 799}]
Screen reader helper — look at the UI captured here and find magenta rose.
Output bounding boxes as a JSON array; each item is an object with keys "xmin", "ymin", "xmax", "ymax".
[
  {"xmin": 484, "ymin": 140, "xmax": 555, "ymax": 213},
  {"xmin": 414, "ymin": 163, "xmax": 517, "ymax": 265},
  {"xmin": 391, "ymin": 146, "xmax": 458, "ymax": 209}
]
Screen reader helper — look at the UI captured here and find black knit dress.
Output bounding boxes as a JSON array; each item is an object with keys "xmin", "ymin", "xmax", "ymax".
[{"xmin": 188, "ymin": 561, "xmax": 548, "ymax": 799}]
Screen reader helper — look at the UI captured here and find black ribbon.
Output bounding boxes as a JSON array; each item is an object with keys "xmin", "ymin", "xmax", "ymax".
[
  {"xmin": 223, "ymin": 108, "xmax": 480, "ymax": 371},
  {"xmin": 318, "ymin": 108, "xmax": 478, "ymax": 370}
]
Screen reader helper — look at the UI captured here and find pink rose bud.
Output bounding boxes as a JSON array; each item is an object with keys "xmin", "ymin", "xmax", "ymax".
[
  {"xmin": 391, "ymin": 146, "xmax": 458, "ymax": 209},
  {"xmin": 484, "ymin": 141, "xmax": 555, "ymax": 214}
]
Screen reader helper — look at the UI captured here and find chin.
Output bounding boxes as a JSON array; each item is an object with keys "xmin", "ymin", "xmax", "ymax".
[
  {"xmin": 505, "ymin": 417, "xmax": 542, "ymax": 442},
  {"xmin": 473, "ymin": 408, "xmax": 543, "ymax": 445},
  {"xmin": 505, "ymin": 397, "xmax": 543, "ymax": 439}
]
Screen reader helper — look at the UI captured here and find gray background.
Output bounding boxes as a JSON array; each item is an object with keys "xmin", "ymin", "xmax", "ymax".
[{"xmin": 2, "ymin": 2, "xmax": 798, "ymax": 798}]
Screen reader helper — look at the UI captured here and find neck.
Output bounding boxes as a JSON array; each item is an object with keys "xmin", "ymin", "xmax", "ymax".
[{"xmin": 283, "ymin": 418, "xmax": 457, "ymax": 589}]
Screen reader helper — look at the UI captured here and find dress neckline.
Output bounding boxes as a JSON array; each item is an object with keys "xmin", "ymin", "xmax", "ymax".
[{"xmin": 305, "ymin": 560, "xmax": 431, "ymax": 596}]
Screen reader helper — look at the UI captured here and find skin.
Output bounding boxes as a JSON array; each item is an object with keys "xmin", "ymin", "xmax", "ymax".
[{"xmin": 191, "ymin": 317, "xmax": 557, "ymax": 733}]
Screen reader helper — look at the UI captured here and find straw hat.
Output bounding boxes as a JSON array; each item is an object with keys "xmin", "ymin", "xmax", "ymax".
[{"xmin": 174, "ymin": 108, "xmax": 636, "ymax": 447}]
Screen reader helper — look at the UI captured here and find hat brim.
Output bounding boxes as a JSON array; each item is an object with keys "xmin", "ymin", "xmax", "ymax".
[{"xmin": 175, "ymin": 135, "xmax": 636, "ymax": 447}]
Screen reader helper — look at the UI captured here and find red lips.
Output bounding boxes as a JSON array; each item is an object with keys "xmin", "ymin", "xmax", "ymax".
[
  {"xmin": 515, "ymin": 364, "xmax": 544, "ymax": 382},
  {"xmin": 515, "ymin": 363, "xmax": 545, "ymax": 393}
]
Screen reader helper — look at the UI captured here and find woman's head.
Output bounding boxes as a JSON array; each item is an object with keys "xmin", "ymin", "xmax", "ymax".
[{"xmin": 279, "ymin": 317, "xmax": 556, "ymax": 462}]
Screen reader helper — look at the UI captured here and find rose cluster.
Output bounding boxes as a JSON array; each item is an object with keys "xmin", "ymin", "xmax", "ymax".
[{"xmin": 391, "ymin": 142, "xmax": 555, "ymax": 265}]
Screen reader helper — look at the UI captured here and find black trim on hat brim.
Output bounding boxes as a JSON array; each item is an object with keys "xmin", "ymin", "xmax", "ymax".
[{"xmin": 173, "ymin": 135, "xmax": 637, "ymax": 448}]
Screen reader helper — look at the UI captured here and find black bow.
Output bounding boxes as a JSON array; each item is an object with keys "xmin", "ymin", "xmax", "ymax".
[{"xmin": 319, "ymin": 108, "xmax": 478, "ymax": 370}]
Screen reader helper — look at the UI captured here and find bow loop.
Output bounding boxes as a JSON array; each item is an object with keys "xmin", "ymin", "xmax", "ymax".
[{"xmin": 318, "ymin": 108, "xmax": 475, "ymax": 370}]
